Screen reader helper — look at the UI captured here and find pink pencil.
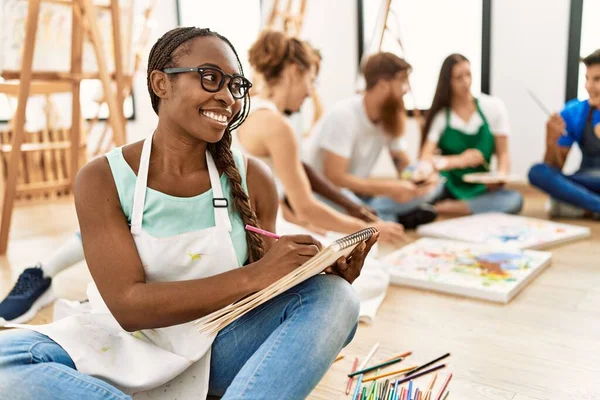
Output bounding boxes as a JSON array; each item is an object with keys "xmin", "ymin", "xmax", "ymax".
[
  {"xmin": 434, "ymin": 373, "xmax": 453, "ymax": 400},
  {"xmin": 245, "ymin": 224, "xmax": 281, "ymax": 239}
]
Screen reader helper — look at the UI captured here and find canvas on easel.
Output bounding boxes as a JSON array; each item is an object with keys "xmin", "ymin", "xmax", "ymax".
[
  {"xmin": 416, "ymin": 212, "xmax": 591, "ymax": 250},
  {"xmin": 382, "ymin": 238, "xmax": 552, "ymax": 303}
]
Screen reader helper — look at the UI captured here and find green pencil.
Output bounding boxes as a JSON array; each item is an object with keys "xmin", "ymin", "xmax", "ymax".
[
  {"xmin": 349, "ymin": 357, "xmax": 407, "ymax": 377},
  {"xmin": 442, "ymin": 391, "xmax": 450, "ymax": 400}
]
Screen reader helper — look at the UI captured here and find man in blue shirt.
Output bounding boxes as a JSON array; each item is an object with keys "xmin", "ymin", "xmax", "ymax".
[{"xmin": 529, "ymin": 49, "xmax": 600, "ymax": 218}]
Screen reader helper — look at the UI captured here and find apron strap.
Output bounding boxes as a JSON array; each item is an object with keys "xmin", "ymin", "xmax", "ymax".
[
  {"xmin": 206, "ymin": 151, "xmax": 232, "ymax": 232},
  {"xmin": 130, "ymin": 133, "xmax": 153, "ymax": 235}
]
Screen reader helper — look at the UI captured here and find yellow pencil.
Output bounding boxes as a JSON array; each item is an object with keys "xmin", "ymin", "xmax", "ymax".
[
  {"xmin": 426, "ymin": 373, "xmax": 438, "ymax": 392},
  {"xmin": 361, "ymin": 365, "xmax": 417, "ymax": 383},
  {"xmin": 334, "ymin": 354, "xmax": 344, "ymax": 363}
]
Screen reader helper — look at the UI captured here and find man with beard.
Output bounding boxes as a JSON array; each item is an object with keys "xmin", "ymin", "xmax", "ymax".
[{"xmin": 305, "ymin": 52, "xmax": 440, "ymax": 228}]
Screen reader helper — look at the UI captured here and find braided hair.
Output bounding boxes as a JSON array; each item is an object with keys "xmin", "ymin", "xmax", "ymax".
[{"xmin": 147, "ymin": 27, "xmax": 265, "ymax": 262}]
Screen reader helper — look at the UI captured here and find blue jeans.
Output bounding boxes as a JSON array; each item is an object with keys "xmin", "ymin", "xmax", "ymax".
[
  {"xmin": 0, "ymin": 275, "xmax": 359, "ymax": 400},
  {"xmin": 315, "ymin": 185, "xmax": 445, "ymax": 222},
  {"xmin": 318, "ymin": 182, "xmax": 522, "ymax": 219},
  {"xmin": 451, "ymin": 188, "xmax": 524, "ymax": 214},
  {"xmin": 528, "ymin": 163, "xmax": 600, "ymax": 213}
]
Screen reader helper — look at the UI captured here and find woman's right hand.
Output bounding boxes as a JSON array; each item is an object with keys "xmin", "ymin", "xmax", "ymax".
[
  {"xmin": 458, "ymin": 149, "xmax": 485, "ymax": 168},
  {"xmin": 255, "ymin": 235, "xmax": 323, "ymax": 285}
]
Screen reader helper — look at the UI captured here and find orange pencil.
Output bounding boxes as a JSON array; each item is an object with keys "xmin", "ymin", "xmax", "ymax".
[
  {"xmin": 334, "ymin": 354, "xmax": 344, "ymax": 363},
  {"xmin": 381, "ymin": 351, "xmax": 412, "ymax": 364}
]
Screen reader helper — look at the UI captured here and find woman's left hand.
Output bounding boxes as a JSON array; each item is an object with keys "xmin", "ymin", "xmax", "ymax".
[{"xmin": 324, "ymin": 232, "xmax": 380, "ymax": 284}]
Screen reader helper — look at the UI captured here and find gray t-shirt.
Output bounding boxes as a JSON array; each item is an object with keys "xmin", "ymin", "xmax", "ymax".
[{"xmin": 305, "ymin": 95, "xmax": 406, "ymax": 178}]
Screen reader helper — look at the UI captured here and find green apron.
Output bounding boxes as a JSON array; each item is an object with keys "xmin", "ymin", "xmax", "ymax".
[{"xmin": 438, "ymin": 99, "xmax": 495, "ymax": 200}]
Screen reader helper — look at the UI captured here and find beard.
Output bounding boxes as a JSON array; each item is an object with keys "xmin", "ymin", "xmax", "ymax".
[{"xmin": 380, "ymin": 94, "xmax": 406, "ymax": 137}]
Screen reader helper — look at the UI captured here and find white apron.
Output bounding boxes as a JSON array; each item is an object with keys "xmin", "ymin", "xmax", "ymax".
[{"xmin": 10, "ymin": 133, "xmax": 242, "ymax": 398}]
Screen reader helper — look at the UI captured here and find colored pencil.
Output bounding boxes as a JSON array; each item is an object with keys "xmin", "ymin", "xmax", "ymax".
[
  {"xmin": 427, "ymin": 373, "xmax": 438, "ymax": 392},
  {"xmin": 434, "ymin": 373, "xmax": 453, "ymax": 400},
  {"xmin": 334, "ymin": 354, "xmax": 344, "ymax": 363},
  {"xmin": 442, "ymin": 391, "xmax": 449, "ymax": 400},
  {"xmin": 362, "ymin": 366, "xmax": 418, "ymax": 383},
  {"xmin": 408, "ymin": 380, "xmax": 413, "ymax": 400},
  {"xmin": 346, "ymin": 357, "xmax": 360, "ymax": 394},
  {"xmin": 395, "ymin": 364, "xmax": 446, "ymax": 386},
  {"xmin": 405, "ymin": 353, "xmax": 450, "ymax": 377},
  {"xmin": 352, "ymin": 374, "xmax": 364, "ymax": 400},
  {"xmin": 349, "ymin": 356, "xmax": 408, "ymax": 377},
  {"xmin": 359, "ymin": 343, "xmax": 381, "ymax": 370},
  {"xmin": 414, "ymin": 388, "xmax": 420, "ymax": 400},
  {"xmin": 368, "ymin": 380, "xmax": 376, "ymax": 399},
  {"xmin": 393, "ymin": 379, "xmax": 399, "ymax": 400},
  {"xmin": 244, "ymin": 224, "xmax": 280, "ymax": 239},
  {"xmin": 383, "ymin": 379, "xmax": 390, "ymax": 400},
  {"xmin": 381, "ymin": 352, "xmax": 412, "ymax": 363}
]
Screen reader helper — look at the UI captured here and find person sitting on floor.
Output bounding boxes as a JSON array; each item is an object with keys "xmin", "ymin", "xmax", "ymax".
[
  {"xmin": 0, "ymin": 26, "xmax": 377, "ymax": 400},
  {"xmin": 305, "ymin": 52, "xmax": 440, "ymax": 228},
  {"xmin": 419, "ymin": 53, "xmax": 523, "ymax": 215},
  {"xmin": 528, "ymin": 49, "xmax": 600, "ymax": 219}
]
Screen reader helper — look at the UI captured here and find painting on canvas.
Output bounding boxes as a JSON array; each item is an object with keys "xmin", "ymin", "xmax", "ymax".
[
  {"xmin": 383, "ymin": 238, "xmax": 552, "ymax": 303},
  {"xmin": 416, "ymin": 213, "xmax": 591, "ymax": 249}
]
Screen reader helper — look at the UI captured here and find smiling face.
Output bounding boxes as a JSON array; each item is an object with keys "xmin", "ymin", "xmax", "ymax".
[
  {"xmin": 585, "ymin": 64, "xmax": 600, "ymax": 108},
  {"xmin": 151, "ymin": 35, "xmax": 245, "ymax": 143}
]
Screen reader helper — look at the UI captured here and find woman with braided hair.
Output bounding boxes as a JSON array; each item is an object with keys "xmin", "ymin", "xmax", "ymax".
[{"xmin": 0, "ymin": 27, "xmax": 378, "ymax": 400}]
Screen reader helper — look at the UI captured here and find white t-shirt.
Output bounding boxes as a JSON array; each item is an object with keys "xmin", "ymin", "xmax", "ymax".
[
  {"xmin": 426, "ymin": 94, "xmax": 510, "ymax": 144},
  {"xmin": 305, "ymin": 95, "xmax": 406, "ymax": 178}
]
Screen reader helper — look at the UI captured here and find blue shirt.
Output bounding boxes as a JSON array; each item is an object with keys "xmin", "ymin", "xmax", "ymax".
[{"xmin": 558, "ymin": 99, "xmax": 600, "ymax": 147}]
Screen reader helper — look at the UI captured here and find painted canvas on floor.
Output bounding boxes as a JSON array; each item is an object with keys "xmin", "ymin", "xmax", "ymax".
[
  {"xmin": 383, "ymin": 238, "xmax": 552, "ymax": 303},
  {"xmin": 416, "ymin": 212, "xmax": 591, "ymax": 249}
]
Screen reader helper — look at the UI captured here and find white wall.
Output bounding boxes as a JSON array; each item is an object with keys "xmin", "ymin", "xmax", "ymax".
[{"xmin": 491, "ymin": 0, "xmax": 581, "ymax": 177}]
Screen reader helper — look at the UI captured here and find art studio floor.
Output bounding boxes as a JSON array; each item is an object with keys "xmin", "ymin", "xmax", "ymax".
[{"xmin": 1, "ymin": 187, "xmax": 599, "ymax": 400}]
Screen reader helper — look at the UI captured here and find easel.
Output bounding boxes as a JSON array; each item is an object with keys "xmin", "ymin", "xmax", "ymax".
[
  {"xmin": 89, "ymin": 0, "xmax": 157, "ymax": 156},
  {"xmin": 0, "ymin": 0, "xmax": 127, "ymax": 254},
  {"xmin": 265, "ymin": 0, "xmax": 307, "ymax": 36}
]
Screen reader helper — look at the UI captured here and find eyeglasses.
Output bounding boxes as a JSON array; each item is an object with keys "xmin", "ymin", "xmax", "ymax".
[{"xmin": 162, "ymin": 67, "xmax": 252, "ymax": 99}]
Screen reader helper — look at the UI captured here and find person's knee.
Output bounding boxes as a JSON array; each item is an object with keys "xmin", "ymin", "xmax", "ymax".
[
  {"xmin": 312, "ymin": 275, "xmax": 360, "ymax": 341},
  {"xmin": 505, "ymin": 191, "xmax": 524, "ymax": 214},
  {"xmin": 528, "ymin": 163, "xmax": 552, "ymax": 187}
]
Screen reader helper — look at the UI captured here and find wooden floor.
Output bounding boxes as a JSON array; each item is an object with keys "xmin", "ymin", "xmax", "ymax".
[{"xmin": 1, "ymin": 189, "xmax": 599, "ymax": 400}]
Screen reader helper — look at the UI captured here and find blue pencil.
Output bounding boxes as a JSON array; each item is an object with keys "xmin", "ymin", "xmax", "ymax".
[
  {"xmin": 352, "ymin": 374, "xmax": 364, "ymax": 400},
  {"xmin": 408, "ymin": 380, "xmax": 413, "ymax": 400},
  {"xmin": 393, "ymin": 379, "xmax": 399, "ymax": 400}
]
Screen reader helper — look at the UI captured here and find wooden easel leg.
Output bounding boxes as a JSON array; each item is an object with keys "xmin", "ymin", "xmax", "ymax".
[
  {"xmin": 80, "ymin": 0, "xmax": 126, "ymax": 146},
  {"xmin": 110, "ymin": 0, "xmax": 126, "ymax": 137},
  {"xmin": 0, "ymin": 0, "xmax": 42, "ymax": 254},
  {"xmin": 70, "ymin": 0, "xmax": 84, "ymax": 187}
]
